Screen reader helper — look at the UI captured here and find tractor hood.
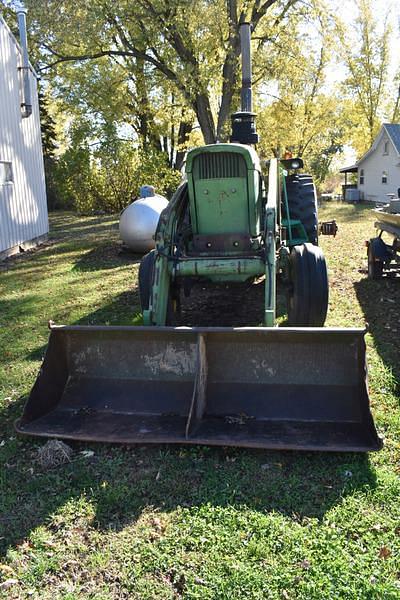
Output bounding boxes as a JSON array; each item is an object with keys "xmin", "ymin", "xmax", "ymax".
[{"xmin": 185, "ymin": 143, "xmax": 261, "ymax": 174}]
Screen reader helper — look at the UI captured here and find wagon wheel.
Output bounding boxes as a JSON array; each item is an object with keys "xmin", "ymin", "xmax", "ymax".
[{"xmin": 367, "ymin": 239, "xmax": 384, "ymax": 280}]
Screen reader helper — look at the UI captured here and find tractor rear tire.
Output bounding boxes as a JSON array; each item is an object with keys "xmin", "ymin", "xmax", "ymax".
[
  {"xmin": 138, "ymin": 249, "xmax": 156, "ymax": 311},
  {"xmin": 285, "ymin": 174, "xmax": 318, "ymax": 245},
  {"xmin": 287, "ymin": 243, "xmax": 328, "ymax": 326}
]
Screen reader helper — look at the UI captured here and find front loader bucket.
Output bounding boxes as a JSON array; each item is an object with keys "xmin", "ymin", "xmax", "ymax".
[{"xmin": 16, "ymin": 325, "xmax": 382, "ymax": 452}]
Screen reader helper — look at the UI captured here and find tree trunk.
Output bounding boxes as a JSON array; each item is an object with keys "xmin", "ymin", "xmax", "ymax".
[
  {"xmin": 217, "ymin": 56, "xmax": 239, "ymax": 141},
  {"xmin": 175, "ymin": 120, "xmax": 193, "ymax": 171},
  {"xmin": 194, "ymin": 94, "xmax": 216, "ymax": 144}
]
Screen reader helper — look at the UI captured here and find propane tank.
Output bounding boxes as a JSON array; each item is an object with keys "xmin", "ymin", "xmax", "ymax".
[{"xmin": 119, "ymin": 185, "xmax": 168, "ymax": 253}]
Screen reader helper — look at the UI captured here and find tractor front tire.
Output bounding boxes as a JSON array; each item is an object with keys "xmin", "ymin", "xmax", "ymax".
[
  {"xmin": 139, "ymin": 249, "xmax": 179, "ymax": 324},
  {"xmin": 287, "ymin": 243, "xmax": 328, "ymax": 326},
  {"xmin": 285, "ymin": 174, "xmax": 318, "ymax": 245},
  {"xmin": 138, "ymin": 249, "xmax": 156, "ymax": 311}
]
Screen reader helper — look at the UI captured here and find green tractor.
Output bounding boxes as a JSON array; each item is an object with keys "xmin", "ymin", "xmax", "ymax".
[
  {"xmin": 16, "ymin": 23, "xmax": 381, "ymax": 453},
  {"xmin": 139, "ymin": 23, "xmax": 328, "ymax": 329},
  {"xmin": 139, "ymin": 144, "xmax": 328, "ymax": 328}
]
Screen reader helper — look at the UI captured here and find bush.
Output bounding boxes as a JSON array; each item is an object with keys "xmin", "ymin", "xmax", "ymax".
[{"xmin": 47, "ymin": 142, "xmax": 182, "ymax": 214}]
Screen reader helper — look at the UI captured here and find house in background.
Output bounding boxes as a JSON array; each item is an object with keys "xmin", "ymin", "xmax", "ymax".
[
  {"xmin": 0, "ymin": 10, "xmax": 48, "ymax": 260},
  {"xmin": 340, "ymin": 123, "xmax": 400, "ymax": 203}
]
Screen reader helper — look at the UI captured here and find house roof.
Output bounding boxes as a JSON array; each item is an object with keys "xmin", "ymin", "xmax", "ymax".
[
  {"xmin": 339, "ymin": 123, "xmax": 400, "ymax": 173},
  {"xmin": 339, "ymin": 164, "xmax": 358, "ymax": 174},
  {"xmin": 384, "ymin": 123, "xmax": 400, "ymax": 154}
]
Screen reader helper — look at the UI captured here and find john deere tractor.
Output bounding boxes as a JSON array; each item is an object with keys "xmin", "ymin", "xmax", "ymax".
[
  {"xmin": 139, "ymin": 144, "xmax": 328, "ymax": 328},
  {"xmin": 139, "ymin": 26, "xmax": 327, "ymax": 329},
  {"xmin": 17, "ymin": 23, "xmax": 381, "ymax": 453}
]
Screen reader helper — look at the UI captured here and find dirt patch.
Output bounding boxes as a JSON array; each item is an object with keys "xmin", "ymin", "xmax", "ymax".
[
  {"xmin": 73, "ymin": 243, "xmax": 141, "ymax": 272},
  {"xmin": 173, "ymin": 278, "xmax": 286, "ymax": 327},
  {"xmin": 0, "ymin": 240, "xmax": 54, "ymax": 272}
]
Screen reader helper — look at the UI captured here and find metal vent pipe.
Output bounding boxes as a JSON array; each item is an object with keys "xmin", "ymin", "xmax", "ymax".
[{"xmin": 17, "ymin": 8, "xmax": 32, "ymax": 118}]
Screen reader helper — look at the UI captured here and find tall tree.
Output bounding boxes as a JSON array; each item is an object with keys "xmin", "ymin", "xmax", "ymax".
[
  {"xmin": 255, "ymin": 1, "xmax": 346, "ymax": 182},
  {"xmin": 336, "ymin": 0, "xmax": 393, "ymax": 155},
  {"xmin": 38, "ymin": 88, "xmax": 58, "ymax": 159},
  {"xmin": 24, "ymin": 0, "xmax": 301, "ymax": 144}
]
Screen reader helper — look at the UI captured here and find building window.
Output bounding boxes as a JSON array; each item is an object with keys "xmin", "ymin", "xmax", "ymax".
[
  {"xmin": 383, "ymin": 141, "xmax": 389, "ymax": 155},
  {"xmin": 0, "ymin": 161, "xmax": 13, "ymax": 184},
  {"xmin": 382, "ymin": 171, "xmax": 388, "ymax": 184},
  {"xmin": 359, "ymin": 169, "xmax": 364, "ymax": 185}
]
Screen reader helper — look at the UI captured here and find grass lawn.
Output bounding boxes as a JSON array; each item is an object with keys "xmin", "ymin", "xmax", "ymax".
[{"xmin": 0, "ymin": 203, "xmax": 399, "ymax": 599}]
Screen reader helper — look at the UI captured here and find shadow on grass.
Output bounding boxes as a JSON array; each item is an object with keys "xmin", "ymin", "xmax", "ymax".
[
  {"xmin": 354, "ymin": 276, "xmax": 400, "ymax": 388},
  {"xmin": 73, "ymin": 290, "xmax": 141, "ymax": 326},
  {"xmin": 0, "ymin": 409, "xmax": 377, "ymax": 557},
  {"xmin": 0, "ymin": 236, "xmax": 124, "ymax": 277},
  {"xmin": 0, "ymin": 295, "xmax": 43, "ymax": 323},
  {"xmin": 73, "ymin": 243, "xmax": 142, "ymax": 272},
  {"xmin": 1, "ymin": 213, "xmax": 120, "ymax": 274},
  {"xmin": 0, "ymin": 211, "xmax": 378, "ymax": 558},
  {"xmin": 2, "ymin": 291, "xmax": 378, "ymax": 557},
  {"xmin": 49, "ymin": 212, "xmax": 119, "ymax": 239},
  {"xmin": 24, "ymin": 290, "xmax": 141, "ymax": 363}
]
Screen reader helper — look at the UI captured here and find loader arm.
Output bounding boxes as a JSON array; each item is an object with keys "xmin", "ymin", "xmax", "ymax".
[{"xmin": 264, "ymin": 158, "xmax": 278, "ymax": 325}]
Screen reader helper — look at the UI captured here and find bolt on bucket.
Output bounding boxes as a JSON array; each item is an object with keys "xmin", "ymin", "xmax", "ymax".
[{"xmin": 16, "ymin": 325, "xmax": 382, "ymax": 452}]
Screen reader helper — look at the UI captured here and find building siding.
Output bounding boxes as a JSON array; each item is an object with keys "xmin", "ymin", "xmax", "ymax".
[
  {"xmin": 0, "ymin": 16, "xmax": 48, "ymax": 255},
  {"xmin": 357, "ymin": 132, "xmax": 400, "ymax": 203}
]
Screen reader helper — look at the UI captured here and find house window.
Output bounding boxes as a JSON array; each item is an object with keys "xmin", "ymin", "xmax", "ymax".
[
  {"xmin": 383, "ymin": 141, "xmax": 389, "ymax": 155},
  {"xmin": 382, "ymin": 171, "xmax": 388, "ymax": 184},
  {"xmin": 0, "ymin": 161, "xmax": 13, "ymax": 184},
  {"xmin": 359, "ymin": 169, "xmax": 364, "ymax": 185}
]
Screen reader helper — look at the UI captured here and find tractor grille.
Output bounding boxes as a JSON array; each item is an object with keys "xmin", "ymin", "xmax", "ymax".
[{"xmin": 193, "ymin": 152, "xmax": 247, "ymax": 179}]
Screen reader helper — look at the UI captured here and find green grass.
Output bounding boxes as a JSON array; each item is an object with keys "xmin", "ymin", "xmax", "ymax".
[{"xmin": 0, "ymin": 205, "xmax": 399, "ymax": 599}]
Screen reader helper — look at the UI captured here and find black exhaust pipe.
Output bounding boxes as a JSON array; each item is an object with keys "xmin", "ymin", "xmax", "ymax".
[{"xmin": 231, "ymin": 22, "xmax": 259, "ymax": 145}]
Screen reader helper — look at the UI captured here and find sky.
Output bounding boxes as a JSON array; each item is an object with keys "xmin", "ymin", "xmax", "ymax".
[{"xmin": 330, "ymin": 0, "xmax": 399, "ymax": 78}]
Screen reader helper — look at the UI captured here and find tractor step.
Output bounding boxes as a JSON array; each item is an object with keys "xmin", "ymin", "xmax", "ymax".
[{"xmin": 16, "ymin": 325, "xmax": 382, "ymax": 452}]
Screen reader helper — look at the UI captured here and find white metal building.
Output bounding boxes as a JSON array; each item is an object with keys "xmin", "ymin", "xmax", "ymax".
[{"xmin": 0, "ymin": 13, "xmax": 48, "ymax": 260}]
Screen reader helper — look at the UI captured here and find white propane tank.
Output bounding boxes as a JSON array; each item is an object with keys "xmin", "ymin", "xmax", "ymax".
[{"xmin": 119, "ymin": 185, "xmax": 168, "ymax": 253}]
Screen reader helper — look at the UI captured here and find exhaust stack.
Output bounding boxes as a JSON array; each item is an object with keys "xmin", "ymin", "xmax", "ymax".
[
  {"xmin": 240, "ymin": 21, "xmax": 253, "ymax": 113},
  {"xmin": 231, "ymin": 22, "xmax": 258, "ymax": 145},
  {"xmin": 17, "ymin": 8, "xmax": 32, "ymax": 119}
]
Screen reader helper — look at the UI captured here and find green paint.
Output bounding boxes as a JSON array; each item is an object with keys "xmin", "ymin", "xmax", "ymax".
[
  {"xmin": 187, "ymin": 145, "xmax": 262, "ymax": 237},
  {"xmin": 146, "ymin": 143, "xmax": 312, "ymax": 326},
  {"xmin": 281, "ymin": 168, "xmax": 294, "ymax": 244},
  {"xmin": 193, "ymin": 177, "xmax": 249, "ymax": 235},
  {"xmin": 281, "ymin": 218, "xmax": 308, "ymax": 246},
  {"xmin": 185, "ymin": 142, "xmax": 261, "ymax": 172},
  {"xmin": 174, "ymin": 258, "xmax": 265, "ymax": 278}
]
